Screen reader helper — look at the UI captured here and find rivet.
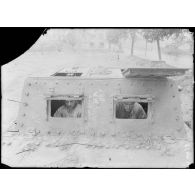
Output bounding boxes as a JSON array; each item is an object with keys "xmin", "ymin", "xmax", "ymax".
[
  {"xmin": 28, "ymin": 83, "xmax": 31, "ymax": 86},
  {"xmin": 26, "ymin": 92, "xmax": 29, "ymax": 96},
  {"xmin": 56, "ymin": 82, "xmax": 58, "ymax": 85},
  {"xmin": 177, "ymin": 128, "xmax": 182, "ymax": 132},
  {"xmin": 24, "ymin": 103, "xmax": 28, "ymax": 106},
  {"xmin": 172, "ymin": 95, "xmax": 175, "ymax": 98},
  {"xmin": 176, "ymin": 116, "xmax": 180, "ymax": 121},
  {"xmin": 23, "ymin": 113, "xmax": 26, "ymax": 117}
]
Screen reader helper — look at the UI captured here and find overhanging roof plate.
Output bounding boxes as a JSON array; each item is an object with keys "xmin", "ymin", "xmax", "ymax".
[{"xmin": 122, "ymin": 67, "xmax": 188, "ymax": 78}]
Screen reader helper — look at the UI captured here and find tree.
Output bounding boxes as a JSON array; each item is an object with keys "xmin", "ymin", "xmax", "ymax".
[
  {"xmin": 145, "ymin": 39, "xmax": 148, "ymax": 56},
  {"xmin": 142, "ymin": 29, "xmax": 183, "ymax": 60},
  {"xmin": 106, "ymin": 29, "xmax": 125, "ymax": 52},
  {"xmin": 106, "ymin": 29, "xmax": 138, "ymax": 55},
  {"xmin": 128, "ymin": 29, "xmax": 137, "ymax": 56},
  {"xmin": 171, "ymin": 30, "xmax": 193, "ymax": 52}
]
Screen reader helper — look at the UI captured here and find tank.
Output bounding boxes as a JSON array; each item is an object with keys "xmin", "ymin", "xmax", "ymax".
[
  {"xmin": 8, "ymin": 60, "xmax": 190, "ymax": 167},
  {"xmin": 16, "ymin": 62, "xmax": 187, "ymax": 132}
]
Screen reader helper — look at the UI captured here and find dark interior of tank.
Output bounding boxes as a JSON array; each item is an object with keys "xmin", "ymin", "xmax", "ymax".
[
  {"xmin": 50, "ymin": 100, "xmax": 82, "ymax": 117},
  {"xmin": 115, "ymin": 102, "xmax": 148, "ymax": 119}
]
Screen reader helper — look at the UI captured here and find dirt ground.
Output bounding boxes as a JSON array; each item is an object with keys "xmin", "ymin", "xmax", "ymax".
[{"xmin": 1, "ymin": 50, "xmax": 194, "ymax": 167}]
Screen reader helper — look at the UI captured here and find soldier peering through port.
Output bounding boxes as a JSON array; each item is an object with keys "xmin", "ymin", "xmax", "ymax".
[
  {"xmin": 116, "ymin": 102, "xmax": 147, "ymax": 119},
  {"xmin": 54, "ymin": 100, "xmax": 82, "ymax": 118}
]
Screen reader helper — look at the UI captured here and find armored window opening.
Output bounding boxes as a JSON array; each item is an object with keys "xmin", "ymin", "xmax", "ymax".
[
  {"xmin": 47, "ymin": 95, "xmax": 84, "ymax": 118},
  {"xmin": 116, "ymin": 101, "xmax": 148, "ymax": 119},
  {"xmin": 114, "ymin": 96, "xmax": 152, "ymax": 119},
  {"xmin": 51, "ymin": 99, "xmax": 82, "ymax": 118}
]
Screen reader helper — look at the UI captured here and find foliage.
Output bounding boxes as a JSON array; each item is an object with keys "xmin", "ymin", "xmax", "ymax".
[
  {"xmin": 128, "ymin": 29, "xmax": 138, "ymax": 38},
  {"xmin": 106, "ymin": 29, "xmax": 138, "ymax": 54},
  {"xmin": 106, "ymin": 29, "xmax": 126, "ymax": 44},
  {"xmin": 141, "ymin": 29, "xmax": 187, "ymax": 60},
  {"xmin": 106, "ymin": 29, "xmax": 138, "ymax": 44},
  {"xmin": 142, "ymin": 29, "xmax": 183, "ymax": 42},
  {"xmin": 171, "ymin": 30, "xmax": 193, "ymax": 50}
]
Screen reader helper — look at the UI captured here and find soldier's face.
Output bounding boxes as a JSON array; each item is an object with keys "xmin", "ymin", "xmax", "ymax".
[
  {"xmin": 124, "ymin": 102, "xmax": 134, "ymax": 112},
  {"xmin": 66, "ymin": 100, "xmax": 76, "ymax": 109}
]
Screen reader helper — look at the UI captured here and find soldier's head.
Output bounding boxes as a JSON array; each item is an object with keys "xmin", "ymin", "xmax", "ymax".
[
  {"xmin": 65, "ymin": 100, "xmax": 77, "ymax": 110},
  {"xmin": 123, "ymin": 102, "xmax": 134, "ymax": 112}
]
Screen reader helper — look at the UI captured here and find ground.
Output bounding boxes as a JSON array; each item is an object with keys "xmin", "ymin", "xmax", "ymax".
[{"xmin": 1, "ymin": 49, "xmax": 193, "ymax": 168}]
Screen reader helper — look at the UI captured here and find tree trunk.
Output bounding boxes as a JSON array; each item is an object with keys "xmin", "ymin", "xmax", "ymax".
[
  {"xmin": 157, "ymin": 38, "xmax": 162, "ymax": 60},
  {"xmin": 118, "ymin": 42, "xmax": 122, "ymax": 52},
  {"xmin": 131, "ymin": 35, "xmax": 135, "ymax": 56},
  {"xmin": 108, "ymin": 42, "xmax": 111, "ymax": 50},
  {"xmin": 145, "ymin": 40, "xmax": 148, "ymax": 56}
]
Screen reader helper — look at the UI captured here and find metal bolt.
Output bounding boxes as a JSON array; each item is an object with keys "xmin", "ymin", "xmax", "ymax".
[
  {"xmin": 176, "ymin": 116, "xmax": 180, "ymax": 121},
  {"xmin": 24, "ymin": 103, "xmax": 28, "ymax": 106}
]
